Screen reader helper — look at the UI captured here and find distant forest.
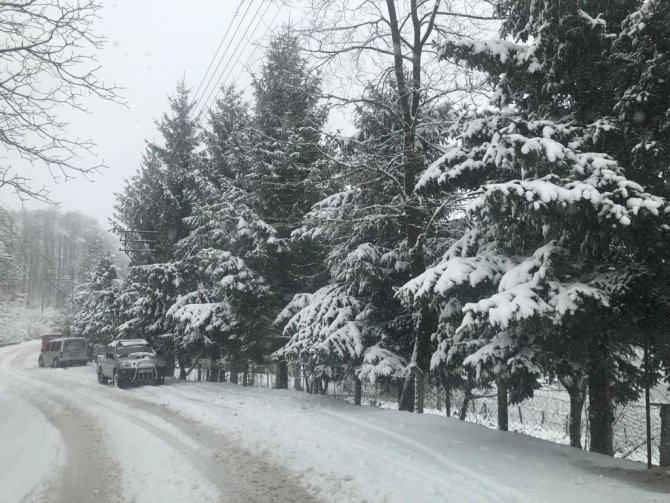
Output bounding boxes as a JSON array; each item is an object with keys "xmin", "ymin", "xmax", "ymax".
[{"xmin": 0, "ymin": 206, "xmax": 122, "ymax": 310}]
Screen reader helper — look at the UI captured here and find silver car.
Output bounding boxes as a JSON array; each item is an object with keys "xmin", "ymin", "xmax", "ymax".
[{"xmin": 39, "ymin": 337, "xmax": 88, "ymax": 368}]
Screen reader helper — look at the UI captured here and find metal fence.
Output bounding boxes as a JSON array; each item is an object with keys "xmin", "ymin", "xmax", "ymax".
[{"xmin": 177, "ymin": 363, "xmax": 668, "ymax": 464}]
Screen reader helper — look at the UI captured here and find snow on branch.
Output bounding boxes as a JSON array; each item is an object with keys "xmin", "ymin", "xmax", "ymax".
[
  {"xmin": 357, "ymin": 344, "xmax": 409, "ymax": 385},
  {"xmin": 274, "ymin": 284, "xmax": 364, "ymax": 364}
]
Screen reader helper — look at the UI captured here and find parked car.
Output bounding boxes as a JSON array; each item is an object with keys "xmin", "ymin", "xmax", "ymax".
[
  {"xmin": 97, "ymin": 339, "xmax": 166, "ymax": 388},
  {"xmin": 39, "ymin": 337, "xmax": 88, "ymax": 368},
  {"xmin": 40, "ymin": 332, "xmax": 62, "ymax": 350}
]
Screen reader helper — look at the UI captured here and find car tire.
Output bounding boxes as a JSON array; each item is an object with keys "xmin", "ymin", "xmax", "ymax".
[
  {"xmin": 97, "ymin": 368, "xmax": 109, "ymax": 384},
  {"xmin": 113, "ymin": 372, "xmax": 126, "ymax": 389},
  {"xmin": 38, "ymin": 356, "xmax": 44, "ymax": 367},
  {"xmin": 52, "ymin": 357, "xmax": 59, "ymax": 368}
]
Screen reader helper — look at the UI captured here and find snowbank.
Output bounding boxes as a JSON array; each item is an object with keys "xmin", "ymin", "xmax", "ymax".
[{"xmin": 128, "ymin": 379, "xmax": 670, "ymax": 502}]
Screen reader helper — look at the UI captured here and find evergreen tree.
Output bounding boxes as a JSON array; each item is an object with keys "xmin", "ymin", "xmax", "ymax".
[
  {"xmin": 113, "ymin": 82, "xmax": 200, "ymax": 371},
  {"xmin": 275, "ymin": 78, "xmax": 453, "ymax": 403},
  {"xmin": 248, "ymin": 30, "xmax": 329, "ymax": 387},
  {"xmin": 70, "ymin": 253, "xmax": 121, "ymax": 344},
  {"xmin": 166, "ymin": 85, "xmax": 278, "ymax": 376},
  {"xmin": 400, "ymin": 0, "xmax": 670, "ymax": 454},
  {"xmin": 113, "ymin": 81, "xmax": 199, "ymax": 262}
]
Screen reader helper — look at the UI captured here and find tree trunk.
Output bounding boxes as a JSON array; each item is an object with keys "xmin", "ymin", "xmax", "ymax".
[
  {"xmin": 293, "ymin": 364, "xmax": 303, "ymax": 391},
  {"xmin": 444, "ymin": 377, "xmax": 452, "ymax": 418},
  {"xmin": 414, "ymin": 368, "xmax": 425, "ymax": 413},
  {"xmin": 588, "ymin": 340, "xmax": 614, "ymax": 456},
  {"xmin": 242, "ymin": 362, "xmax": 249, "ymax": 386},
  {"xmin": 229, "ymin": 361, "xmax": 238, "ymax": 384},
  {"xmin": 497, "ymin": 379, "xmax": 508, "ymax": 431},
  {"xmin": 660, "ymin": 405, "xmax": 670, "ymax": 467},
  {"xmin": 274, "ymin": 360, "xmax": 288, "ymax": 389},
  {"xmin": 164, "ymin": 352, "xmax": 175, "ymax": 379},
  {"xmin": 560, "ymin": 375, "xmax": 587, "ymax": 448},
  {"xmin": 207, "ymin": 345, "xmax": 219, "ymax": 382},
  {"xmin": 459, "ymin": 372, "xmax": 475, "ymax": 421},
  {"xmin": 177, "ymin": 354, "xmax": 187, "ymax": 380},
  {"xmin": 399, "ymin": 375, "xmax": 415, "ymax": 412},
  {"xmin": 354, "ymin": 376, "xmax": 362, "ymax": 405}
]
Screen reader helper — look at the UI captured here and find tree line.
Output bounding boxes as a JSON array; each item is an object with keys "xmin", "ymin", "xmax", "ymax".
[{"xmin": 69, "ymin": 0, "xmax": 670, "ymax": 457}]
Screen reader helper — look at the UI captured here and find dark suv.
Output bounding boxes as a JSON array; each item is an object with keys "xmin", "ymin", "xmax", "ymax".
[{"xmin": 97, "ymin": 339, "xmax": 166, "ymax": 388}]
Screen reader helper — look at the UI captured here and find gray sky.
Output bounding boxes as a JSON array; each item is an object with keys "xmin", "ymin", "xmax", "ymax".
[{"xmin": 0, "ymin": 0, "xmax": 292, "ymax": 225}]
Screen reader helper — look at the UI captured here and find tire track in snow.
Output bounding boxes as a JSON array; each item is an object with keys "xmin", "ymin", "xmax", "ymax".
[
  {"xmin": 2, "ymin": 375, "xmax": 123, "ymax": 503},
  {"xmin": 3, "ymin": 343, "xmax": 319, "ymax": 503},
  {"xmin": 317, "ymin": 408, "xmax": 528, "ymax": 501},
  {"xmin": 155, "ymin": 383, "xmax": 517, "ymax": 502}
]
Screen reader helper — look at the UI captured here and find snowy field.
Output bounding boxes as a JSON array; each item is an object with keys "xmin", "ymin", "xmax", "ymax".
[{"xmin": 2, "ymin": 341, "xmax": 670, "ymax": 503}]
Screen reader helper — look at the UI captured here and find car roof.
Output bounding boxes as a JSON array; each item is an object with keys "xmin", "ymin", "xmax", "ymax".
[
  {"xmin": 49, "ymin": 337, "xmax": 86, "ymax": 343},
  {"xmin": 108, "ymin": 339, "xmax": 150, "ymax": 348}
]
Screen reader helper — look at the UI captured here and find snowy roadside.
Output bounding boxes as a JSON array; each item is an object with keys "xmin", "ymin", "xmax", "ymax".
[
  {"xmin": 126, "ymin": 376, "xmax": 669, "ymax": 502},
  {"xmin": 3, "ymin": 341, "xmax": 670, "ymax": 503},
  {"xmin": 0, "ymin": 386, "xmax": 64, "ymax": 502}
]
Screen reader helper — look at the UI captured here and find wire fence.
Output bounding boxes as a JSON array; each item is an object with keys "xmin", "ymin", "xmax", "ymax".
[{"xmin": 177, "ymin": 362, "xmax": 669, "ymax": 465}]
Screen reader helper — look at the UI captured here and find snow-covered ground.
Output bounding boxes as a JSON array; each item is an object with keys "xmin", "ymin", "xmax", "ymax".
[{"xmin": 1, "ymin": 341, "xmax": 669, "ymax": 502}]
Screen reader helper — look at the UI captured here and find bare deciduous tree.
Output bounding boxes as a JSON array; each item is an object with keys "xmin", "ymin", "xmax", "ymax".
[{"xmin": 0, "ymin": 0, "xmax": 120, "ymax": 201}]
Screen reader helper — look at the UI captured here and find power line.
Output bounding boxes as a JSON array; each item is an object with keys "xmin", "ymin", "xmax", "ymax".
[
  {"xmin": 193, "ymin": 0, "xmax": 267, "ymax": 122},
  {"xmin": 192, "ymin": 0, "xmax": 247, "ymax": 107},
  {"xmin": 190, "ymin": 0, "xmax": 258, "ymax": 119},
  {"xmin": 195, "ymin": 2, "xmax": 280, "ymax": 125}
]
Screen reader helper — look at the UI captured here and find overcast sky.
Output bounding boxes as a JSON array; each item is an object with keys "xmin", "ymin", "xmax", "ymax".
[{"xmin": 0, "ymin": 0, "xmax": 297, "ymax": 226}]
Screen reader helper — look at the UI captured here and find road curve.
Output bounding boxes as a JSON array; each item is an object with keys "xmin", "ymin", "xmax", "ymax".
[{"xmin": 0, "ymin": 342, "xmax": 317, "ymax": 503}]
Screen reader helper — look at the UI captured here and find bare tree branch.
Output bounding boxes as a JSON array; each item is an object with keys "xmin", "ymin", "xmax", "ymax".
[{"xmin": 0, "ymin": 0, "xmax": 122, "ymax": 202}]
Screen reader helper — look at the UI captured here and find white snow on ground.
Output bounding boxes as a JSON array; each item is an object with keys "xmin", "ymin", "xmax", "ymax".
[
  {"xmin": 0, "ymin": 342, "xmax": 221, "ymax": 503},
  {"xmin": 127, "ymin": 381, "xmax": 670, "ymax": 503},
  {"xmin": 0, "ymin": 386, "xmax": 64, "ymax": 502},
  {"xmin": 2, "ymin": 341, "xmax": 670, "ymax": 502}
]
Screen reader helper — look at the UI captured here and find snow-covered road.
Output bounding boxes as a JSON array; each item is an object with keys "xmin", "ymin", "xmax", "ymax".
[
  {"xmin": 0, "ymin": 342, "xmax": 315, "ymax": 503},
  {"xmin": 1, "ymin": 341, "xmax": 669, "ymax": 503}
]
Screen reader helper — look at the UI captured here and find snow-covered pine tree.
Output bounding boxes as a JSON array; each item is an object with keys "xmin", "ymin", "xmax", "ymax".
[
  {"xmin": 113, "ymin": 81, "xmax": 199, "ymax": 263},
  {"xmin": 0, "ymin": 206, "xmax": 21, "ymax": 318},
  {"xmin": 76, "ymin": 232, "xmax": 106, "ymax": 284},
  {"xmin": 165, "ymin": 85, "xmax": 277, "ymax": 380},
  {"xmin": 400, "ymin": 0, "xmax": 670, "ymax": 454},
  {"xmin": 115, "ymin": 260, "xmax": 192, "ymax": 375},
  {"xmin": 113, "ymin": 82, "xmax": 200, "ymax": 374},
  {"xmin": 70, "ymin": 253, "xmax": 122, "ymax": 344},
  {"xmin": 275, "ymin": 78, "xmax": 454, "ymax": 404},
  {"xmin": 247, "ymin": 30, "xmax": 329, "ymax": 388}
]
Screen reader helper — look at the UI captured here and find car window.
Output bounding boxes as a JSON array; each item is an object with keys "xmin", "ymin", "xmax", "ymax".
[
  {"xmin": 116, "ymin": 345, "xmax": 155, "ymax": 357},
  {"xmin": 64, "ymin": 339, "xmax": 86, "ymax": 352}
]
